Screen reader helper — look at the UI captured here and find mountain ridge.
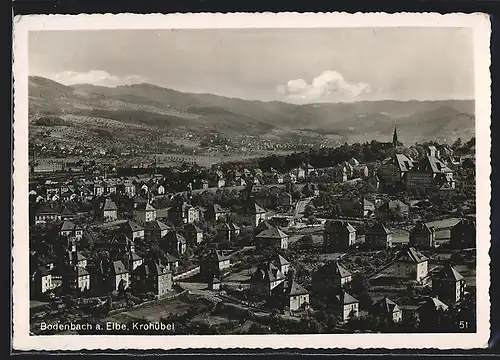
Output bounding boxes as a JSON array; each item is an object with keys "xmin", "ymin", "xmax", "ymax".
[{"xmin": 28, "ymin": 76, "xmax": 475, "ymax": 144}]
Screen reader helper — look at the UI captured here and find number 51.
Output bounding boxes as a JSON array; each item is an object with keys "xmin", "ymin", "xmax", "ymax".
[{"xmin": 459, "ymin": 321, "xmax": 469, "ymax": 329}]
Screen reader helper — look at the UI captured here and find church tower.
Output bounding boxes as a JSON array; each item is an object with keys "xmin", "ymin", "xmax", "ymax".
[{"xmin": 392, "ymin": 124, "xmax": 399, "ymax": 147}]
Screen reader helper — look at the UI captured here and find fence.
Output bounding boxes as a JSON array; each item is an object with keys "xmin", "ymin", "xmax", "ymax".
[{"xmin": 173, "ymin": 266, "xmax": 200, "ymax": 281}]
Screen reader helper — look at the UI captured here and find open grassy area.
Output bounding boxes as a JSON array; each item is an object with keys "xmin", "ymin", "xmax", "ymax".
[{"xmin": 104, "ymin": 297, "xmax": 204, "ymax": 323}]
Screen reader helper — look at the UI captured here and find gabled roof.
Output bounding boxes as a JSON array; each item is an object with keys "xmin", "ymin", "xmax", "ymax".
[
  {"xmin": 367, "ymin": 221, "xmax": 391, "ymax": 235},
  {"xmin": 122, "ymin": 220, "xmax": 144, "ymax": 232},
  {"xmin": 255, "ymin": 220, "xmax": 274, "ymax": 232},
  {"xmin": 35, "ymin": 266, "xmax": 51, "ymax": 277},
  {"xmin": 133, "ymin": 260, "xmax": 171, "ymax": 276},
  {"xmin": 35, "ymin": 204, "xmax": 61, "ymax": 215},
  {"xmin": 394, "ymin": 154, "xmax": 414, "ymax": 172},
  {"xmin": 286, "ymin": 280, "xmax": 309, "ymax": 296},
  {"xmin": 396, "ymin": 247, "xmax": 428, "ymax": 263},
  {"xmin": 145, "ymin": 220, "xmax": 170, "ymax": 232},
  {"xmin": 162, "ymin": 231, "xmax": 187, "ymax": 244},
  {"xmin": 164, "ymin": 253, "xmax": 179, "ymax": 263},
  {"xmin": 184, "ymin": 223, "xmax": 202, "ymax": 233},
  {"xmin": 274, "ymin": 254, "xmax": 290, "ymax": 267},
  {"xmin": 256, "ymin": 227, "xmax": 288, "ymax": 239},
  {"xmin": 60, "ymin": 220, "xmax": 76, "ymax": 232},
  {"xmin": 337, "ymin": 291, "xmax": 358, "ymax": 305},
  {"xmin": 210, "ymin": 204, "xmax": 226, "ymax": 213},
  {"xmin": 434, "ymin": 264, "xmax": 464, "ymax": 282},
  {"xmin": 102, "ymin": 199, "xmax": 117, "ymax": 211},
  {"xmin": 249, "ymin": 203, "xmax": 266, "ymax": 214},
  {"xmin": 418, "ymin": 297, "xmax": 449, "ymax": 312},
  {"xmin": 412, "ymin": 156, "xmax": 452, "ymax": 174},
  {"xmin": 363, "ymin": 199, "xmax": 375, "ymax": 208},
  {"xmin": 411, "ymin": 221, "xmax": 435, "ymax": 234},
  {"xmin": 251, "ymin": 262, "xmax": 284, "ymax": 283},
  {"xmin": 136, "ymin": 202, "xmax": 156, "ymax": 211},
  {"xmin": 373, "ymin": 297, "xmax": 400, "ymax": 314},
  {"xmin": 111, "ymin": 260, "xmax": 128, "ymax": 275},
  {"xmin": 207, "ymin": 249, "xmax": 230, "ymax": 262},
  {"xmin": 325, "ymin": 220, "xmax": 356, "ymax": 233},
  {"xmin": 334, "ymin": 262, "xmax": 352, "ymax": 278},
  {"xmin": 217, "ymin": 221, "xmax": 240, "ymax": 231},
  {"xmin": 453, "ymin": 217, "xmax": 476, "ymax": 229},
  {"xmin": 61, "ymin": 207, "xmax": 75, "ymax": 216}
]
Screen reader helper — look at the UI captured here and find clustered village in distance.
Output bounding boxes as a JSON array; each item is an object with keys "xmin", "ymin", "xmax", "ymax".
[{"xmin": 28, "ymin": 127, "xmax": 477, "ymax": 335}]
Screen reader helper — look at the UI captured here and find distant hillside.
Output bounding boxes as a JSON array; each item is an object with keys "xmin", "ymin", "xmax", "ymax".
[{"xmin": 28, "ymin": 76, "xmax": 475, "ymax": 144}]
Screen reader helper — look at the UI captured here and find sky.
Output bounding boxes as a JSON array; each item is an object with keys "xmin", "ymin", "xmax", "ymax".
[{"xmin": 28, "ymin": 28, "xmax": 474, "ymax": 103}]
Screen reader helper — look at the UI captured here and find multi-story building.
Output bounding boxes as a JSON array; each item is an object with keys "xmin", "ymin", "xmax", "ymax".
[
  {"xmin": 409, "ymin": 221, "xmax": 436, "ymax": 248},
  {"xmin": 131, "ymin": 260, "xmax": 172, "ymax": 298},
  {"xmin": 255, "ymin": 227, "xmax": 289, "ymax": 250},
  {"xmin": 394, "ymin": 247, "xmax": 429, "ymax": 282},
  {"xmin": 365, "ymin": 221, "xmax": 393, "ymax": 249},
  {"xmin": 377, "ymin": 154, "xmax": 414, "ymax": 186},
  {"xmin": 323, "ymin": 220, "xmax": 356, "ymax": 251},
  {"xmin": 134, "ymin": 202, "xmax": 157, "ymax": 224},
  {"xmin": 450, "ymin": 217, "xmax": 476, "ymax": 249},
  {"xmin": 432, "ymin": 264, "xmax": 465, "ymax": 304},
  {"xmin": 405, "ymin": 156, "xmax": 455, "ymax": 191}
]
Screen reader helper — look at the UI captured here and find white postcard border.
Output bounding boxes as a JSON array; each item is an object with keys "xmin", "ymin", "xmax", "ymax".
[{"xmin": 12, "ymin": 12, "xmax": 492, "ymax": 351}]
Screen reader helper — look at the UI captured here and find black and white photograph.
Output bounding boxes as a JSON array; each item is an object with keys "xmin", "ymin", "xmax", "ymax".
[{"xmin": 12, "ymin": 12, "xmax": 491, "ymax": 350}]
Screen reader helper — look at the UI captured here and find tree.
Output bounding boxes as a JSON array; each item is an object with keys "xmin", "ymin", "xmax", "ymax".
[{"xmin": 346, "ymin": 273, "xmax": 372, "ymax": 309}]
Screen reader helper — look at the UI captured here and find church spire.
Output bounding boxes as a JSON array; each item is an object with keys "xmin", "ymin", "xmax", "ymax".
[{"xmin": 392, "ymin": 124, "xmax": 399, "ymax": 147}]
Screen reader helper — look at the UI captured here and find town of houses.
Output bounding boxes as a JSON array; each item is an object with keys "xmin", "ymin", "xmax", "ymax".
[{"xmin": 29, "ymin": 131, "xmax": 477, "ymax": 335}]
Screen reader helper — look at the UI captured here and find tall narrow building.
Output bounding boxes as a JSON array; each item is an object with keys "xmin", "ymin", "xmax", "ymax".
[{"xmin": 392, "ymin": 124, "xmax": 399, "ymax": 147}]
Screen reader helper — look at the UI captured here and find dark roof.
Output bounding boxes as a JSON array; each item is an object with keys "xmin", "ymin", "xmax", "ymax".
[
  {"xmin": 36, "ymin": 266, "xmax": 51, "ymax": 277},
  {"xmin": 336, "ymin": 291, "xmax": 359, "ymax": 305},
  {"xmin": 61, "ymin": 207, "xmax": 75, "ymax": 216},
  {"xmin": 325, "ymin": 220, "xmax": 356, "ymax": 233},
  {"xmin": 434, "ymin": 265, "xmax": 464, "ymax": 281},
  {"xmin": 411, "ymin": 221, "xmax": 435, "ymax": 234},
  {"xmin": 373, "ymin": 297, "xmax": 399, "ymax": 314},
  {"xmin": 205, "ymin": 249, "xmax": 230, "ymax": 262},
  {"xmin": 136, "ymin": 203, "xmax": 156, "ymax": 211},
  {"xmin": 256, "ymin": 227, "xmax": 288, "ymax": 239},
  {"xmin": 133, "ymin": 260, "xmax": 171, "ymax": 276},
  {"xmin": 164, "ymin": 253, "xmax": 179, "ymax": 263},
  {"xmin": 413, "ymin": 156, "xmax": 452, "ymax": 174},
  {"xmin": 211, "ymin": 204, "xmax": 226, "ymax": 213},
  {"xmin": 255, "ymin": 220, "xmax": 275, "ymax": 232},
  {"xmin": 35, "ymin": 204, "xmax": 61, "ymax": 215},
  {"xmin": 453, "ymin": 217, "xmax": 476, "ymax": 229},
  {"xmin": 144, "ymin": 220, "xmax": 170, "ymax": 232},
  {"xmin": 183, "ymin": 223, "xmax": 202, "ymax": 233},
  {"xmin": 122, "ymin": 220, "xmax": 144, "ymax": 232},
  {"xmin": 367, "ymin": 221, "xmax": 391, "ymax": 235},
  {"xmin": 68, "ymin": 266, "xmax": 89, "ymax": 276},
  {"xmin": 286, "ymin": 280, "xmax": 309, "ymax": 296},
  {"xmin": 251, "ymin": 262, "xmax": 284, "ymax": 283},
  {"xmin": 162, "ymin": 231, "xmax": 187, "ymax": 244},
  {"xmin": 217, "ymin": 222, "xmax": 239, "ymax": 231},
  {"xmin": 396, "ymin": 247, "xmax": 428, "ymax": 263}
]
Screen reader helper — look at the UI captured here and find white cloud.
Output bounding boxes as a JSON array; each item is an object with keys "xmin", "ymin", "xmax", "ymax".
[
  {"xmin": 277, "ymin": 70, "xmax": 371, "ymax": 102},
  {"xmin": 47, "ymin": 70, "xmax": 147, "ymax": 87}
]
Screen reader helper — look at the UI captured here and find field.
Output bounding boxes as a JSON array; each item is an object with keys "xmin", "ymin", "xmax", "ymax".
[{"xmin": 104, "ymin": 297, "xmax": 202, "ymax": 323}]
